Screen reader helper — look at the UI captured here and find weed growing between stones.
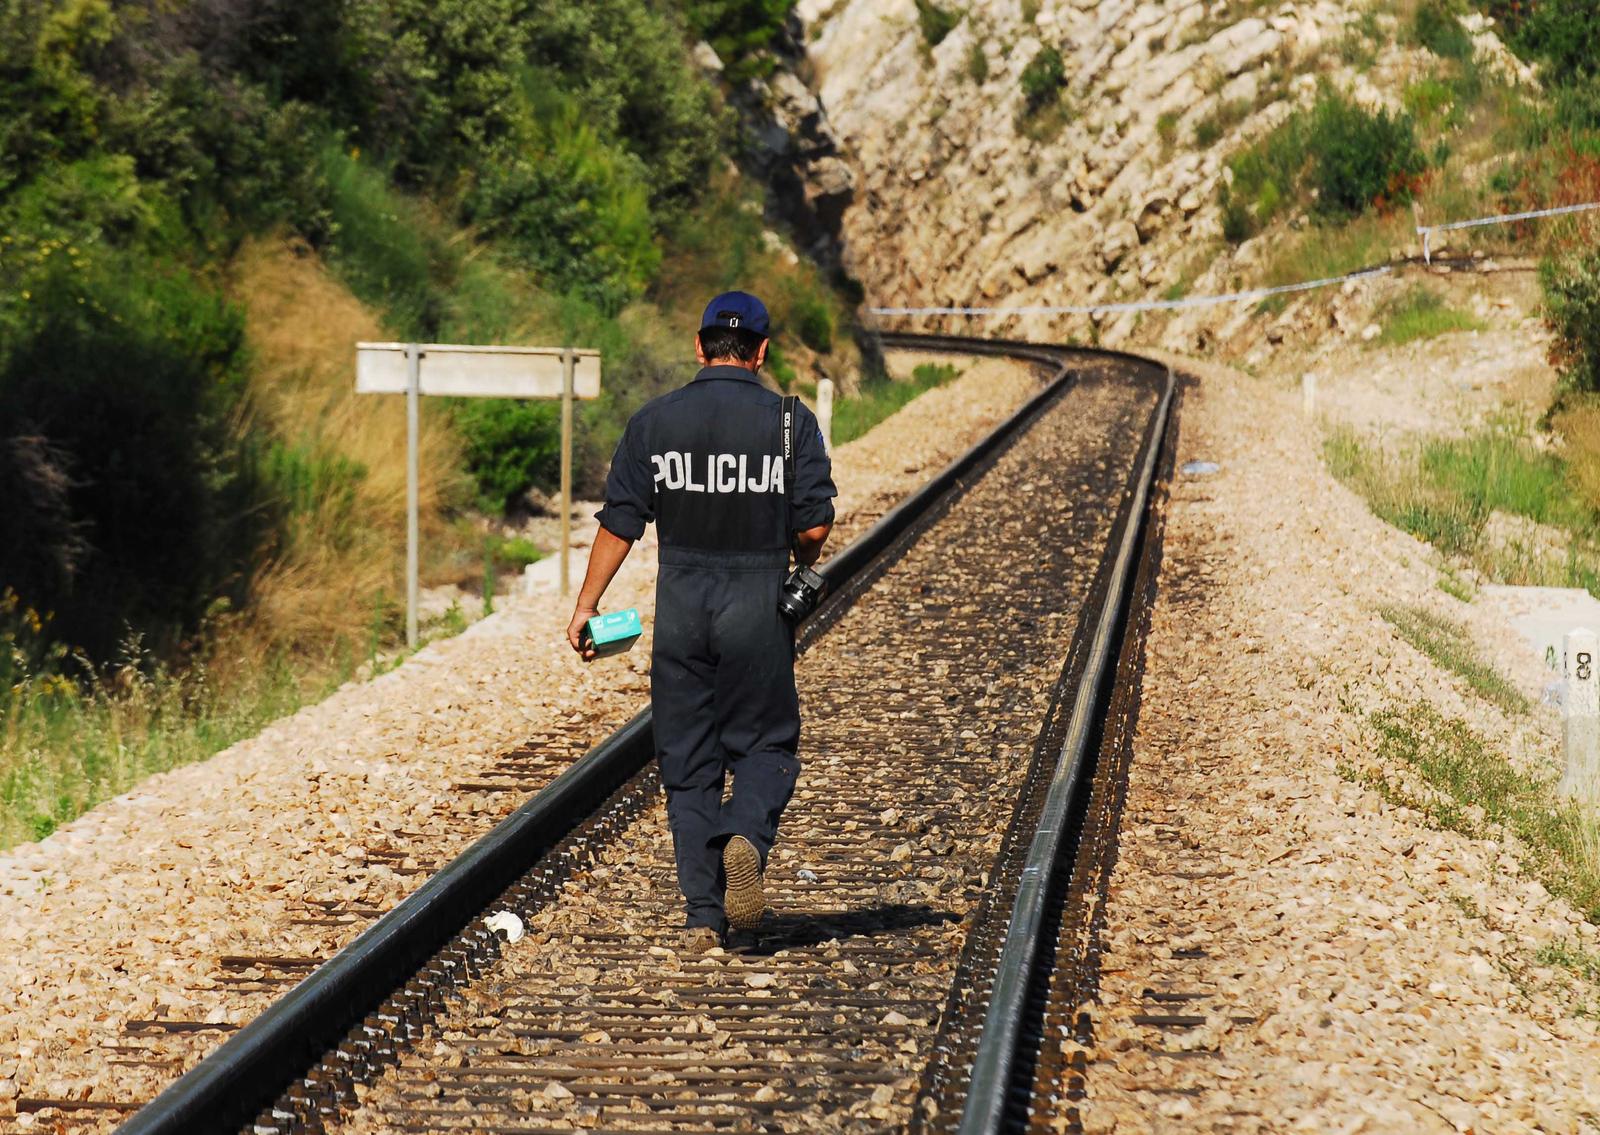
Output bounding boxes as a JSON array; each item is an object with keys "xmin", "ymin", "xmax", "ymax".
[
  {"xmin": 1324, "ymin": 424, "xmax": 1600, "ymax": 594},
  {"xmin": 1379, "ymin": 604, "xmax": 1529, "ymax": 714},
  {"xmin": 1352, "ymin": 701, "xmax": 1600, "ymax": 923},
  {"xmin": 1374, "ymin": 285, "xmax": 1486, "ymax": 347}
]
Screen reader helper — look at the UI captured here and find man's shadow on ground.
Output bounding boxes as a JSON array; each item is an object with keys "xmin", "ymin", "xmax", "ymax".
[{"xmin": 734, "ymin": 903, "xmax": 959, "ymax": 956}]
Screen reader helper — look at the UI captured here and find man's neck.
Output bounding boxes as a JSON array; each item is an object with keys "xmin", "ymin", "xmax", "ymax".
[{"xmin": 703, "ymin": 358, "xmax": 759, "ymax": 373}]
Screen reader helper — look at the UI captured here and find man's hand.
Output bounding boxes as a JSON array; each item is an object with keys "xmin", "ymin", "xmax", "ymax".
[
  {"xmin": 566, "ymin": 528, "xmax": 635, "ymax": 663},
  {"xmin": 794, "ymin": 522, "xmax": 832, "ymax": 567},
  {"xmin": 567, "ymin": 605, "xmax": 600, "ymax": 661}
]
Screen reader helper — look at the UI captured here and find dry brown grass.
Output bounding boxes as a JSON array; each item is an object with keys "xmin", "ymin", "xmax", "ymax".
[
  {"xmin": 226, "ymin": 237, "xmax": 466, "ymax": 661},
  {"xmin": 1555, "ymin": 402, "xmax": 1600, "ymax": 508}
]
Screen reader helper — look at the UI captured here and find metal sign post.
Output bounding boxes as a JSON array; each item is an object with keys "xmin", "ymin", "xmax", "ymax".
[
  {"xmin": 406, "ymin": 345, "xmax": 422, "ymax": 648},
  {"xmin": 357, "ymin": 343, "xmax": 602, "ymax": 647},
  {"xmin": 560, "ymin": 349, "xmax": 575, "ymax": 597}
]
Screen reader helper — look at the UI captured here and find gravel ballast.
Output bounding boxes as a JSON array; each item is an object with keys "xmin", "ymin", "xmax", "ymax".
[
  {"xmin": 0, "ymin": 354, "xmax": 1042, "ymax": 1131},
  {"xmin": 1084, "ymin": 356, "xmax": 1600, "ymax": 1134}
]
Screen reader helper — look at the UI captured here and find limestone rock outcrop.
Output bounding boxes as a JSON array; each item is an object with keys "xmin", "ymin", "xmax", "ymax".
[{"xmin": 790, "ymin": 0, "xmax": 1523, "ymax": 349}]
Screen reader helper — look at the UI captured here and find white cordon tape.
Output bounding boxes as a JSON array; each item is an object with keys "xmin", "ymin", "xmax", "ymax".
[
  {"xmin": 870, "ymin": 199, "xmax": 1600, "ymax": 319},
  {"xmin": 1418, "ymin": 201, "xmax": 1600, "ymax": 263},
  {"xmin": 869, "ymin": 267, "xmax": 1392, "ymax": 319}
]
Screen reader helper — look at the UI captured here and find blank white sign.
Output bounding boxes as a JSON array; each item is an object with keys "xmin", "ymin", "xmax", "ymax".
[{"xmin": 356, "ymin": 343, "xmax": 602, "ymax": 399}]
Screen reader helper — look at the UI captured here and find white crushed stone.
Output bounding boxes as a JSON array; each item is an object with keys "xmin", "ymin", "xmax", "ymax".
[
  {"xmin": 0, "ymin": 353, "xmax": 1040, "ymax": 1126},
  {"xmin": 1086, "ymin": 353, "xmax": 1600, "ymax": 1134}
]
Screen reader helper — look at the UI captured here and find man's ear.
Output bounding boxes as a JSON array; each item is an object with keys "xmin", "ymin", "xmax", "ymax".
[
  {"xmin": 754, "ymin": 337, "xmax": 770, "ymax": 370},
  {"xmin": 694, "ymin": 333, "xmax": 709, "ymax": 366}
]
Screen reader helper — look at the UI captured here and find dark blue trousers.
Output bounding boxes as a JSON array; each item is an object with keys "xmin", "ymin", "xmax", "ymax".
[{"xmin": 652, "ymin": 549, "xmax": 800, "ymax": 932}]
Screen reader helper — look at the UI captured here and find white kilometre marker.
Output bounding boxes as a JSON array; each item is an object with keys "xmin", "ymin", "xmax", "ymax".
[
  {"xmin": 1302, "ymin": 372, "xmax": 1317, "ymax": 416},
  {"xmin": 1560, "ymin": 627, "xmax": 1600, "ymax": 802}
]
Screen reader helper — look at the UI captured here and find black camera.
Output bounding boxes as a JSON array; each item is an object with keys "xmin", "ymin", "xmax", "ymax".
[{"xmin": 777, "ymin": 564, "xmax": 827, "ymax": 624}]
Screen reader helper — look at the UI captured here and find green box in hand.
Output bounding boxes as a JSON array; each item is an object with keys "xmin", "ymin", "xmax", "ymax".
[{"xmin": 582, "ymin": 608, "xmax": 643, "ymax": 657}]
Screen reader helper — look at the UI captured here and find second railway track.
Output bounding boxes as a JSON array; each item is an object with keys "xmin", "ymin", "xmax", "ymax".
[{"xmin": 117, "ymin": 334, "xmax": 1179, "ymax": 1135}]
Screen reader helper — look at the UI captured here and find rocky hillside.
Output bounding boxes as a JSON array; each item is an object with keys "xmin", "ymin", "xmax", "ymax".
[{"xmin": 794, "ymin": 0, "xmax": 1531, "ymax": 349}]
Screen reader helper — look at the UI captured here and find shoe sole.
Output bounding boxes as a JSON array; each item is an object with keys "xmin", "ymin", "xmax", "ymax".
[{"xmin": 723, "ymin": 836, "xmax": 766, "ymax": 930}]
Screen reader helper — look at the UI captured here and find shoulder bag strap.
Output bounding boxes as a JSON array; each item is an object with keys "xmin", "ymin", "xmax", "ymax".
[{"xmin": 781, "ymin": 394, "xmax": 798, "ymax": 550}]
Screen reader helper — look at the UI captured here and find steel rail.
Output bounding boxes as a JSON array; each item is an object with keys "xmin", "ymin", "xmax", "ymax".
[
  {"xmin": 955, "ymin": 360, "xmax": 1177, "ymax": 1135},
  {"xmin": 115, "ymin": 332, "xmax": 1084, "ymax": 1135}
]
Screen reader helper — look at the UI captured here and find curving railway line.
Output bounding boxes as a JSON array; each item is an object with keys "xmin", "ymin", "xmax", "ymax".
[{"xmin": 107, "ymin": 333, "xmax": 1179, "ymax": 1135}]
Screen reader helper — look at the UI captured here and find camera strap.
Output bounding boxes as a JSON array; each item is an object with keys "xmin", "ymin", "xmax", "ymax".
[{"xmin": 781, "ymin": 394, "xmax": 797, "ymax": 552}]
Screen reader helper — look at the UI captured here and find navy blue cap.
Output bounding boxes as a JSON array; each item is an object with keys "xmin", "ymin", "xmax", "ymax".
[{"xmin": 700, "ymin": 291, "xmax": 770, "ymax": 337}]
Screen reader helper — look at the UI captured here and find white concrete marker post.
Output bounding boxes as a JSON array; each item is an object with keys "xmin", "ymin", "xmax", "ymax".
[
  {"xmin": 1302, "ymin": 372, "xmax": 1317, "ymax": 416},
  {"xmin": 1561, "ymin": 626, "xmax": 1600, "ymax": 802},
  {"xmin": 816, "ymin": 379, "xmax": 834, "ymax": 449},
  {"xmin": 357, "ymin": 343, "xmax": 602, "ymax": 646}
]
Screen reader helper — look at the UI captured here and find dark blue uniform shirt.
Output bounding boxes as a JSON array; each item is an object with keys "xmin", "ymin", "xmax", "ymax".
[{"xmin": 596, "ymin": 365, "xmax": 837, "ymax": 554}]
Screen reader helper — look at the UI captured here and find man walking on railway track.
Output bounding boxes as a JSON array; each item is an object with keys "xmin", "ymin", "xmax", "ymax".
[{"xmin": 566, "ymin": 292, "xmax": 836, "ymax": 952}]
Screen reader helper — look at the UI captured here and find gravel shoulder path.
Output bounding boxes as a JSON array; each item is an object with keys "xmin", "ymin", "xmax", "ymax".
[
  {"xmin": 1085, "ymin": 355, "xmax": 1600, "ymax": 1135},
  {"xmin": 0, "ymin": 354, "xmax": 1042, "ymax": 1129}
]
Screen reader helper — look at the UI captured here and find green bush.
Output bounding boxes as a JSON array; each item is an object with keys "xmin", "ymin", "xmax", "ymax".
[
  {"xmin": 915, "ymin": 0, "xmax": 961, "ymax": 47},
  {"xmin": 1543, "ymin": 251, "xmax": 1600, "ymax": 393},
  {"xmin": 1020, "ymin": 45, "xmax": 1066, "ymax": 113},
  {"xmin": 320, "ymin": 145, "xmax": 449, "ymax": 337},
  {"xmin": 1219, "ymin": 112, "xmax": 1307, "ymax": 241},
  {"xmin": 0, "ymin": 250, "xmax": 267, "ymax": 661},
  {"xmin": 1306, "ymin": 92, "xmax": 1427, "ymax": 217},
  {"xmin": 453, "ymin": 400, "xmax": 563, "ymax": 513},
  {"xmin": 464, "ymin": 76, "xmax": 659, "ymax": 312},
  {"xmin": 1220, "ymin": 89, "xmax": 1427, "ymax": 241},
  {"xmin": 682, "ymin": 0, "xmax": 795, "ymax": 83},
  {"xmin": 1413, "ymin": 0, "xmax": 1474, "ymax": 61},
  {"xmin": 792, "ymin": 294, "xmax": 834, "ymax": 353},
  {"xmin": 1511, "ymin": 0, "xmax": 1600, "ymax": 87}
]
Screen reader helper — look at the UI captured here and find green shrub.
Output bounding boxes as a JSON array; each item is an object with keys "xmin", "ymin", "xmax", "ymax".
[
  {"xmin": 1543, "ymin": 251, "xmax": 1600, "ymax": 393},
  {"xmin": 320, "ymin": 145, "xmax": 448, "ymax": 337},
  {"xmin": 1413, "ymin": 0, "xmax": 1474, "ymax": 60},
  {"xmin": 1020, "ymin": 45, "xmax": 1066, "ymax": 113},
  {"xmin": 0, "ymin": 249, "xmax": 267, "ymax": 661},
  {"xmin": 1221, "ymin": 89, "xmax": 1427, "ymax": 241},
  {"xmin": 464, "ymin": 76, "xmax": 659, "ymax": 312},
  {"xmin": 915, "ymin": 0, "xmax": 961, "ymax": 47},
  {"xmin": 488, "ymin": 533, "xmax": 542, "ymax": 570},
  {"xmin": 1220, "ymin": 112, "xmax": 1308, "ymax": 241},
  {"xmin": 1404, "ymin": 76, "xmax": 1456, "ymax": 121},
  {"xmin": 452, "ymin": 400, "xmax": 562, "ymax": 513},
  {"xmin": 1306, "ymin": 91, "xmax": 1427, "ymax": 217},
  {"xmin": 682, "ymin": 0, "xmax": 796, "ymax": 83},
  {"xmin": 1511, "ymin": 0, "xmax": 1600, "ymax": 87},
  {"xmin": 792, "ymin": 294, "xmax": 834, "ymax": 353},
  {"xmin": 1156, "ymin": 111, "xmax": 1180, "ymax": 148}
]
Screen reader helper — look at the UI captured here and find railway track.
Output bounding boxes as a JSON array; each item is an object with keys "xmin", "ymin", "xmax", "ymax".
[{"xmin": 110, "ymin": 333, "xmax": 1177, "ymax": 1135}]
